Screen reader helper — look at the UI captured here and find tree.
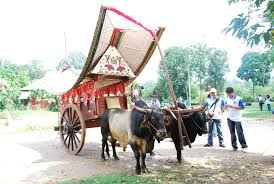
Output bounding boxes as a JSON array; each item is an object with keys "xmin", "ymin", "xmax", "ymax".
[
  {"xmin": 156, "ymin": 47, "xmax": 189, "ymax": 102},
  {"xmin": 21, "ymin": 60, "xmax": 46, "ymax": 80},
  {"xmin": 141, "ymin": 81, "xmax": 157, "ymax": 101},
  {"xmin": 264, "ymin": 47, "xmax": 274, "ymax": 64},
  {"xmin": 224, "ymin": 0, "xmax": 274, "ymax": 47},
  {"xmin": 56, "ymin": 51, "xmax": 86, "ymax": 70},
  {"xmin": 188, "ymin": 43, "xmax": 211, "ymax": 103},
  {"xmin": 0, "ymin": 59, "xmax": 30, "ymax": 110},
  {"xmin": 205, "ymin": 48, "xmax": 229, "ymax": 93},
  {"xmin": 237, "ymin": 51, "xmax": 273, "ymax": 99},
  {"xmin": 156, "ymin": 45, "xmax": 230, "ymax": 104}
]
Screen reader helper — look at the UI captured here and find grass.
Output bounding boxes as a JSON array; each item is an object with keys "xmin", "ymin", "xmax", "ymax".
[
  {"xmin": 58, "ymin": 157, "xmax": 273, "ymax": 184},
  {"xmin": 0, "ymin": 109, "xmax": 58, "ymax": 132},
  {"xmin": 58, "ymin": 164, "xmax": 229, "ymax": 184},
  {"xmin": 58, "ymin": 170, "xmax": 193, "ymax": 184},
  {"xmin": 9, "ymin": 109, "xmax": 57, "ymax": 117},
  {"xmin": 242, "ymin": 102, "xmax": 273, "ymax": 119},
  {"xmin": 58, "ymin": 173, "xmax": 159, "ymax": 184}
]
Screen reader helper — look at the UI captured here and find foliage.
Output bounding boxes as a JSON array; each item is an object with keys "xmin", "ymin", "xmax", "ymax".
[
  {"xmin": 224, "ymin": 0, "xmax": 274, "ymax": 47},
  {"xmin": 242, "ymin": 95, "xmax": 255, "ymax": 102},
  {"xmin": 0, "ymin": 59, "xmax": 30, "ymax": 111},
  {"xmin": 156, "ymin": 44, "xmax": 229, "ymax": 103},
  {"xmin": 48, "ymin": 96, "xmax": 60, "ymax": 112},
  {"xmin": 156, "ymin": 47, "xmax": 189, "ymax": 101},
  {"xmin": 30, "ymin": 89, "xmax": 60, "ymax": 112},
  {"xmin": 264, "ymin": 46, "xmax": 274, "ymax": 64},
  {"xmin": 188, "ymin": 44, "xmax": 210, "ymax": 103},
  {"xmin": 56, "ymin": 51, "xmax": 86, "ymax": 70},
  {"xmin": 224, "ymin": 79, "xmax": 274, "ymax": 101},
  {"xmin": 141, "ymin": 80, "xmax": 157, "ymax": 101},
  {"xmin": 204, "ymin": 48, "xmax": 229, "ymax": 93},
  {"xmin": 237, "ymin": 51, "xmax": 273, "ymax": 86},
  {"xmin": 20, "ymin": 60, "xmax": 46, "ymax": 80}
]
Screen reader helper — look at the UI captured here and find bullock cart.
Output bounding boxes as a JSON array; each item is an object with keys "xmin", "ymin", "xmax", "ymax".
[{"xmin": 58, "ymin": 6, "xmax": 166, "ymax": 155}]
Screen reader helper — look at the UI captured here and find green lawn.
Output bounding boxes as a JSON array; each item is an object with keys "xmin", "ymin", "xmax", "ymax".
[
  {"xmin": 0, "ymin": 110, "xmax": 58, "ymax": 132},
  {"xmin": 9, "ymin": 109, "xmax": 57, "ymax": 117},
  {"xmin": 58, "ymin": 167, "xmax": 212, "ymax": 184},
  {"xmin": 242, "ymin": 102, "xmax": 273, "ymax": 119},
  {"xmin": 59, "ymin": 173, "xmax": 158, "ymax": 184}
]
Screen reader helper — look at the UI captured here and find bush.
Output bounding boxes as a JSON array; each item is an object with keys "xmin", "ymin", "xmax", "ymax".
[{"xmin": 242, "ymin": 96, "xmax": 254, "ymax": 103}]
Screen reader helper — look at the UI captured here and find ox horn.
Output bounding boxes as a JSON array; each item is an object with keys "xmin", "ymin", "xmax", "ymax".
[
  {"xmin": 134, "ymin": 106, "xmax": 152, "ymax": 114},
  {"xmin": 161, "ymin": 106, "xmax": 177, "ymax": 120},
  {"xmin": 177, "ymin": 105, "xmax": 207, "ymax": 114}
]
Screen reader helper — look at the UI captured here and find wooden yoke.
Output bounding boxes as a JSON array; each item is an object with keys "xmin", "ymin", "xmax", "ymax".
[{"xmin": 154, "ymin": 33, "xmax": 191, "ymax": 149}]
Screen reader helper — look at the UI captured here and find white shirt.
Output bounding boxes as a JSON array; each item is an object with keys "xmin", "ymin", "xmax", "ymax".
[
  {"xmin": 265, "ymin": 97, "xmax": 271, "ymax": 105},
  {"xmin": 258, "ymin": 96, "xmax": 264, "ymax": 102},
  {"xmin": 205, "ymin": 96, "xmax": 225, "ymax": 120},
  {"xmin": 226, "ymin": 95, "xmax": 245, "ymax": 122}
]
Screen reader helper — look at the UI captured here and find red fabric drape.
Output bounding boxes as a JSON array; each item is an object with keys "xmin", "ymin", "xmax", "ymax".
[
  {"xmin": 61, "ymin": 81, "xmax": 125, "ymax": 106},
  {"xmin": 103, "ymin": 6, "xmax": 155, "ymax": 37}
]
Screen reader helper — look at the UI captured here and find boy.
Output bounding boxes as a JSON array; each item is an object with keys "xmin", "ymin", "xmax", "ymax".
[{"xmin": 225, "ymin": 87, "xmax": 248, "ymax": 152}]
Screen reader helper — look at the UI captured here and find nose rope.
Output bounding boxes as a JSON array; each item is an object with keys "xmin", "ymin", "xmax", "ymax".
[
  {"xmin": 144, "ymin": 121, "xmax": 165, "ymax": 136},
  {"xmin": 148, "ymin": 122, "xmax": 158, "ymax": 132},
  {"xmin": 190, "ymin": 117, "xmax": 206, "ymax": 132}
]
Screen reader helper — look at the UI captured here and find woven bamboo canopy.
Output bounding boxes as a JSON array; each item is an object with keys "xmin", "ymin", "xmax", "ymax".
[{"xmin": 68, "ymin": 6, "xmax": 165, "ymax": 93}]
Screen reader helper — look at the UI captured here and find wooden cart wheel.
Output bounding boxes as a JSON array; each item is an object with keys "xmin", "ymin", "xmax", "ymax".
[{"xmin": 59, "ymin": 104, "xmax": 86, "ymax": 155}]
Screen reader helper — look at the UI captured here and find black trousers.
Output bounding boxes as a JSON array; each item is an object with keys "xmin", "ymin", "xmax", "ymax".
[{"xmin": 227, "ymin": 118, "xmax": 247, "ymax": 149}]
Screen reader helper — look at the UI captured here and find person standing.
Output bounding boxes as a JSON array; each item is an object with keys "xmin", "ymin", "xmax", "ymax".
[
  {"xmin": 225, "ymin": 87, "xmax": 248, "ymax": 152},
  {"xmin": 204, "ymin": 88, "xmax": 226, "ymax": 147},
  {"xmin": 265, "ymin": 95, "xmax": 272, "ymax": 111},
  {"xmin": 258, "ymin": 95, "xmax": 264, "ymax": 111}
]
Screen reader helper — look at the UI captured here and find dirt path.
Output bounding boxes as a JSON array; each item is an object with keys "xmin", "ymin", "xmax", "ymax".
[{"xmin": 0, "ymin": 118, "xmax": 273, "ymax": 184}]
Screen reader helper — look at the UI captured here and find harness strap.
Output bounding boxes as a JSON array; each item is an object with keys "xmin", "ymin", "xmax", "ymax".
[{"xmin": 181, "ymin": 114, "xmax": 205, "ymax": 132}]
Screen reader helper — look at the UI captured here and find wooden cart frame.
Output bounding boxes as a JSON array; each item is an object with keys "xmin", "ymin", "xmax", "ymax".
[{"xmin": 58, "ymin": 6, "xmax": 169, "ymax": 155}]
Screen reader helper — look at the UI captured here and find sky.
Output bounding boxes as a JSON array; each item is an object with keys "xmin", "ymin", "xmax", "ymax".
[{"xmin": 0, "ymin": 0, "xmax": 258, "ymax": 84}]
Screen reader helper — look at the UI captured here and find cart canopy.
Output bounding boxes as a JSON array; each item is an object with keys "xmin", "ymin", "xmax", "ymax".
[{"xmin": 24, "ymin": 6, "xmax": 164, "ymax": 96}]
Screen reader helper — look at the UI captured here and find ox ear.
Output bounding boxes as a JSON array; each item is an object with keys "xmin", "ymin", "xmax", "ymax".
[{"xmin": 140, "ymin": 121, "xmax": 150, "ymax": 128}]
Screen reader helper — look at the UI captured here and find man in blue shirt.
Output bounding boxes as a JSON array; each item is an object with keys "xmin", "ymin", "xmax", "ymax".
[
  {"xmin": 204, "ymin": 88, "xmax": 226, "ymax": 147},
  {"xmin": 225, "ymin": 87, "xmax": 248, "ymax": 152}
]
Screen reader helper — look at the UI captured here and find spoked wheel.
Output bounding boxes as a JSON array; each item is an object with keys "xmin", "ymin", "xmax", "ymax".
[{"xmin": 59, "ymin": 104, "xmax": 86, "ymax": 155}]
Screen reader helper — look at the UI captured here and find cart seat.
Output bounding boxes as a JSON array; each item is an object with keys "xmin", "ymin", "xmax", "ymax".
[
  {"xmin": 96, "ymin": 96, "xmax": 127, "ymax": 115},
  {"xmin": 106, "ymin": 96, "xmax": 122, "ymax": 109}
]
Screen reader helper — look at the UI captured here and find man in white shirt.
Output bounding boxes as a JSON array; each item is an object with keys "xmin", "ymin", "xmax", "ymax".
[
  {"xmin": 258, "ymin": 95, "xmax": 264, "ymax": 111},
  {"xmin": 204, "ymin": 88, "xmax": 226, "ymax": 147},
  {"xmin": 225, "ymin": 87, "xmax": 248, "ymax": 152}
]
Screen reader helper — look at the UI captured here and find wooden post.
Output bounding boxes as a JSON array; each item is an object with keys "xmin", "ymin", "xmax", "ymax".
[{"xmin": 154, "ymin": 33, "xmax": 186, "ymax": 150}]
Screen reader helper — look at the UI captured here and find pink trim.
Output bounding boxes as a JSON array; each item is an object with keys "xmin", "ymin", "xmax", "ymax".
[{"xmin": 103, "ymin": 6, "xmax": 155, "ymax": 37}]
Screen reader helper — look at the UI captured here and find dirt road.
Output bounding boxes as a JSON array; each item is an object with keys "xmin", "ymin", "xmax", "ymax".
[{"xmin": 0, "ymin": 118, "xmax": 273, "ymax": 184}]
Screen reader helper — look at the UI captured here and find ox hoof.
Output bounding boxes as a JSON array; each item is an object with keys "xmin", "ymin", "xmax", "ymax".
[
  {"xmin": 114, "ymin": 156, "xmax": 119, "ymax": 160},
  {"xmin": 135, "ymin": 169, "xmax": 141, "ymax": 175},
  {"xmin": 178, "ymin": 159, "xmax": 182, "ymax": 163},
  {"xmin": 150, "ymin": 151, "xmax": 155, "ymax": 157},
  {"xmin": 101, "ymin": 157, "xmax": 106, "ymax": 162},
  {"xmin": 141, "ymin": 168, "xmax": 149, "ymax": 174}
]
